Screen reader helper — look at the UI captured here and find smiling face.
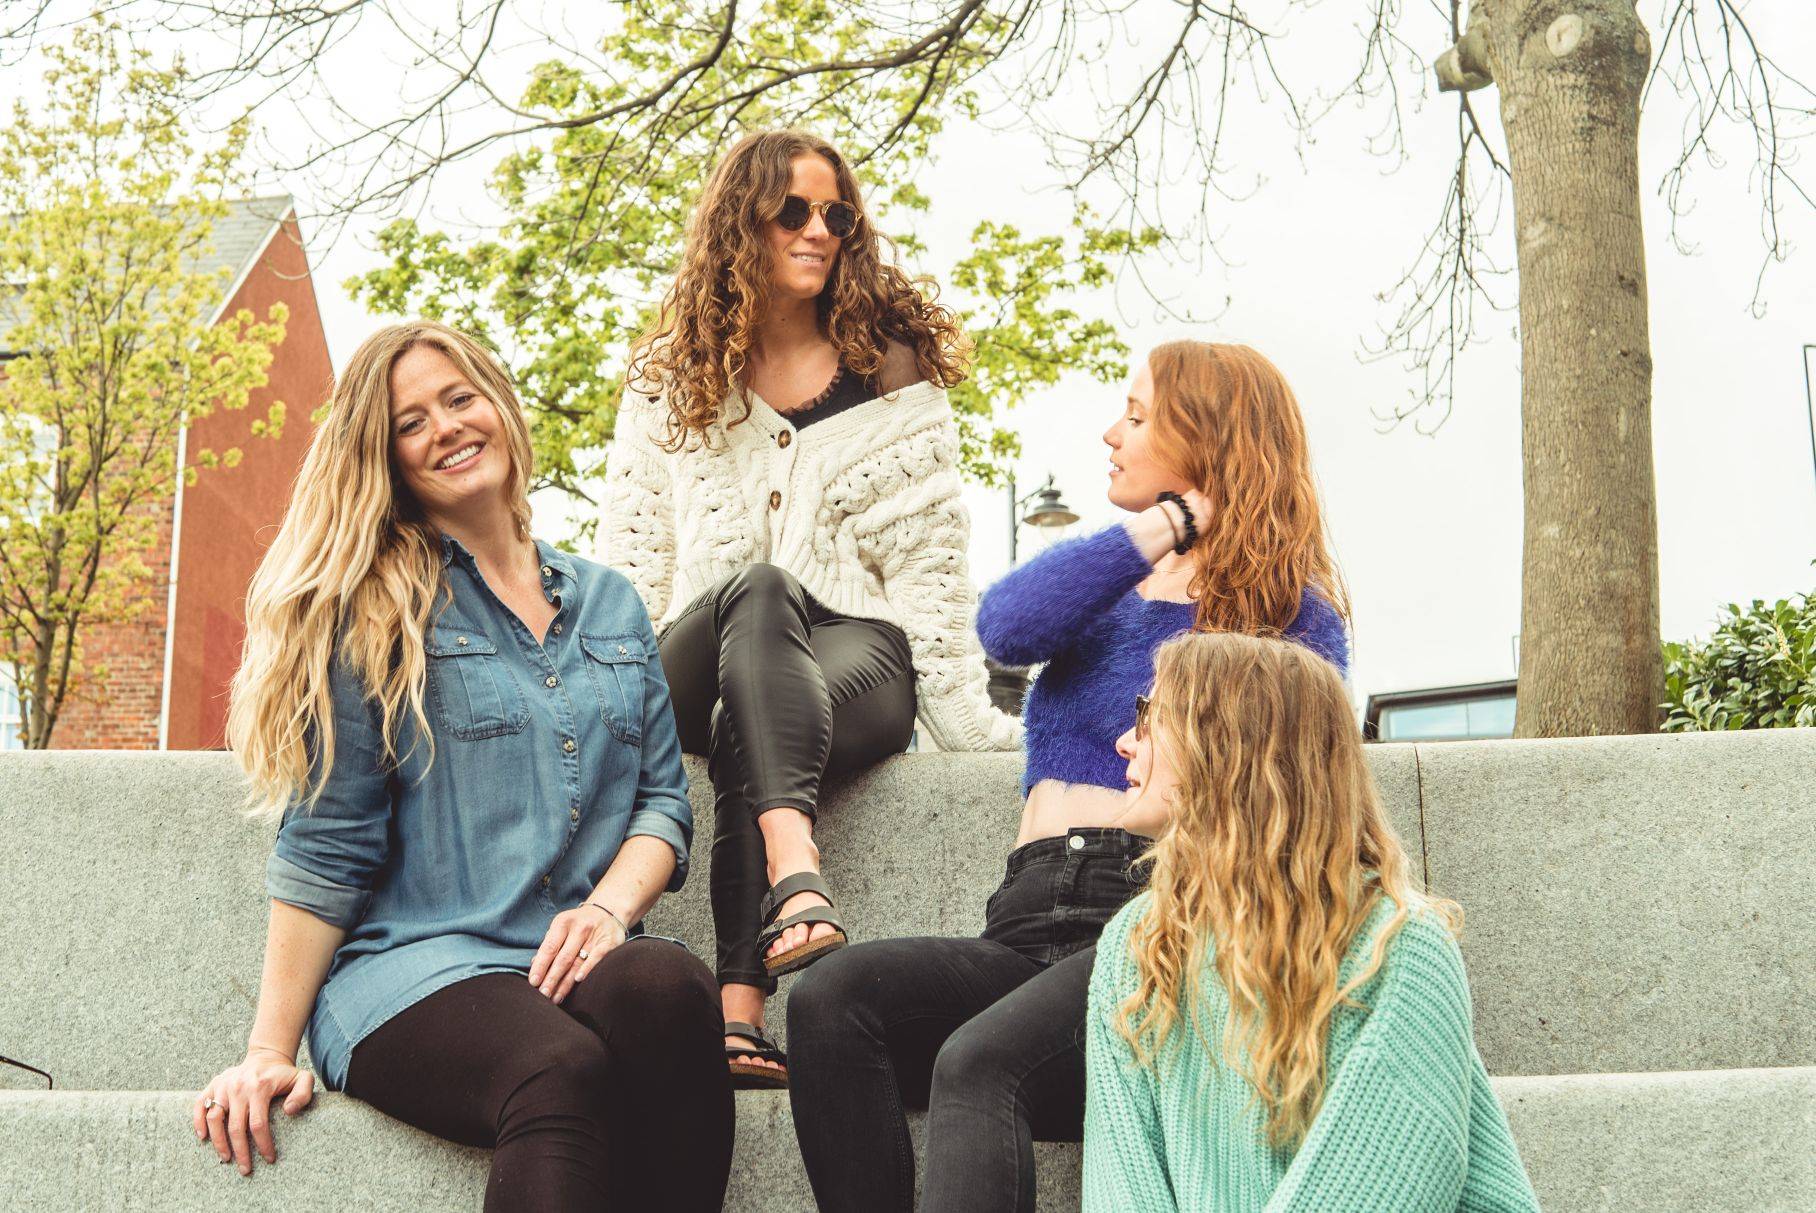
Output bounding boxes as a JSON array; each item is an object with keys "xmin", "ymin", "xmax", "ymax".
[
  {"xmin": 388, "ymin": 343, "xmax": 510, "ymax": 528},
  {"xmin": 1115, "ymin": 701, "xmax": 1183, "ymax": 822},
  {"xmin": 766, "ymin": 153, "xmax": 844, "ymax": 302},
  {"xmin": 1103, "ymin": 357, "xmax": 1194, "ymax": 512}
]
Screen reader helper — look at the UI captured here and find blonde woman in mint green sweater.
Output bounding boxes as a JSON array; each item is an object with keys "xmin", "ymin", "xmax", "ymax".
[{"xmin": 1083, "ymin": 632, "xmax": 1540, "ymax": 1212}]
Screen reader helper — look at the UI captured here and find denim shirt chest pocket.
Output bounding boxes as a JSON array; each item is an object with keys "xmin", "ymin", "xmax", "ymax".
[
  {"xmin": 579, "ymin": 633, "xmax": 647, "ymax": 745},
  {"xmin": 425, "ymin": 625, "xmax": 530, "ymax": 740}
]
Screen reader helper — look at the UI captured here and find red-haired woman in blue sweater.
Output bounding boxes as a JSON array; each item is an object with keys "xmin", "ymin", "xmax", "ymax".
[{"xmin": 786, "ymin": 340, "xmax": 1352, "ymax": 1213}]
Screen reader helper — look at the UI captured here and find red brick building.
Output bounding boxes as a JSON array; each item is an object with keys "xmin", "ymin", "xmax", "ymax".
[{"xmin": 15, "ymin": 197, "xmax": 333, "ymax": 750}]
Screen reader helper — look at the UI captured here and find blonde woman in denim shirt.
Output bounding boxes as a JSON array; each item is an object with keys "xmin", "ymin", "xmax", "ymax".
[{"xmin": 190, "ymin": 322, "xmax": 732, "ymax": 1211}]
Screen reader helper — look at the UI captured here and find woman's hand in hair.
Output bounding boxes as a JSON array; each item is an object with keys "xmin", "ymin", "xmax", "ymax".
[
  {"xmin": 193, "ymin": 1047, "xmax": 315, "ymax": 1176},
  {"xmin": 529, "ymin": 902, "xmax": 630, "ymax": 1005},
  {"xmin": 1124, "ymin": 488, "xmax": 1214, "ymax": 565}
]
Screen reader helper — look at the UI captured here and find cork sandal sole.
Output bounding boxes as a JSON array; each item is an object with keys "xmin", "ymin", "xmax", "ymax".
[
  {"xmin": 725, "ymin": 1022, "xmax": 790, "ymax": 1091},
  {"xmin": 762, "ymin": 928, "xmax": 849, "ymax": 978}
]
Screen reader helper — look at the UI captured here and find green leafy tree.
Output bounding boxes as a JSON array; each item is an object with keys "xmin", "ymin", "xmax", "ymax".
[
  {"xmin": 1663, "ymin": 591, "xmax": 1816, "ymax": 732},
  {"xmin": 348, "ymin": 3, "xmax": 1156, "ymax": 540},
  {"xmin": 0, "ymin": 24, "xmax": 289, "ymax": 748},
  {"xmin": 76, "ymin": 0, "xmax": 1811, "ymax": 739}
]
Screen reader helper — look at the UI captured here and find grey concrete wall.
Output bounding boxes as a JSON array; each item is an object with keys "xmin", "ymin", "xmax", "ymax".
[
  {"xmin": 0, "ymin": 747, "xmax": 1420, "ymax": 1092},
  {"xmin": 1497, "ymin": 1066, "xmax": 1816, "ymax": 1213},
  {"xmin": 0, "ymin": 752, "xmax": 283, "ymax": 1091},
  {"xmin": 5, "ymin": 1069, "xmax": 1810, "ymax": 1212},
  {"xmin": 2, "ymin": 731, "xmax": 1809, "ymax": 1092},
  {"xmin": 5, "ymin": 734, "xmax": 1813, "ymax": 1212},
  {"xmin": 1420, "ymin": 729, "xmax": 1816, "ymax": 1076}
]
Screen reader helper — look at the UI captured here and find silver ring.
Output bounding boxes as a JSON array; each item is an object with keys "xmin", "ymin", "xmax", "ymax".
[
  {"xmin": 204, "ymin": 1098, "xmax": 220, "ymax": 1112},
  {"xmin": 577, "ymin": 949, "xmax": 590, "ymax": 961}
]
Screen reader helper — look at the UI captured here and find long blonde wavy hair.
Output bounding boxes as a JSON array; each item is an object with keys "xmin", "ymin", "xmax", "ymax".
[
  {"xmin": 1116, "ymin": 631, "xmax": 1458, "ymax": 1146},
  {"xmin": 631, "ymin": 129, "xmax": 969, "ymax": 446},
  {"xmin": 227, "ymin": 321, "xmax": 535, "ymax": 815},
  {"xmin": 1146, "ymin": 341, "xmax": 1350, "ymax": 635}
]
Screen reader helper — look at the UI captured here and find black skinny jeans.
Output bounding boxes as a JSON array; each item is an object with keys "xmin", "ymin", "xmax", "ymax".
[
  {"xmin": 344, "ymin": 939, "xmax": 732, "ymax": 1213},
  {"xmin": 658, "ymin": 563, "xmax": 918, "ymax": 992},
  {"xmin": 786, "ymin": 827, "xmax": 1149, "ymax": 1213}
]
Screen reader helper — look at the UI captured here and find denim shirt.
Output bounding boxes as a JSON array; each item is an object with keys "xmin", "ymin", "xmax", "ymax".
[{"xmin": 265, "ymin": 537, "xmax": 691, "ymax": 1091}]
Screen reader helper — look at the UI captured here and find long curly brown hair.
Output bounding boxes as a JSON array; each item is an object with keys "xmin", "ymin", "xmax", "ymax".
[
  {"xmin": 631, "ymin": 129, "xmax": 969, "ymax": 446},
  {"xmin": 1147, "ymin": 341, "xmax": 1351, "ymax": 635}
]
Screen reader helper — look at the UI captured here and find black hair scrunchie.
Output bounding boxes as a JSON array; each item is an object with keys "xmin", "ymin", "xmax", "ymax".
[{"xmin": 1155, "ymin": 491, "xmax": 1198, "ymax": 555}]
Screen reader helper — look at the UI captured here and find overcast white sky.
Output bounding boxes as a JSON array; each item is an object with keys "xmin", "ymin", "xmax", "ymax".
[{"xmin": 12, "ymin": 3, "xmax": 1814, "ymax": 710}]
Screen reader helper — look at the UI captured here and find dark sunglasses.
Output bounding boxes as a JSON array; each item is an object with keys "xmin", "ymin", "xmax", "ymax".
[
  {"xmin": 776, "ymin": 194, "xmax": 859, "ymax": 239},
  {"xmin": 1134, "ymin": 694, "xmax": 1152, "ymax": 741}
]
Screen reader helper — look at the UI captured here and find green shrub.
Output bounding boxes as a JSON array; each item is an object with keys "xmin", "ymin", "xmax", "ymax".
[{"xmin": 1662, "ymin": 592, "xmax": 1816, "ymax": 731}]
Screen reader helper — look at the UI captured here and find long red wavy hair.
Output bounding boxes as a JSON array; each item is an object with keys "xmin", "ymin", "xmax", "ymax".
[
  {"xmin": 630, "ymin": 129, "xmax": 969, "ymax": 447},
  {"xmin": 1147, "ymin": 341, "xmax": 1349, "ymax": 634}
]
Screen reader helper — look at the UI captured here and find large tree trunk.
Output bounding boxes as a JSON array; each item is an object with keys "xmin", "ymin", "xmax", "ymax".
[{"xmin": 1447, "ymin": 1, "xmax": 1662, "ymax": 736}]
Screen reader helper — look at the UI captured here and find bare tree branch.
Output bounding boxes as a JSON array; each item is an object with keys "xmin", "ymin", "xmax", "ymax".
[
  {"xmin": 1648, "ymin": 0, "xmax": 1816, "ymax": 313},
  {"xmin": 8, "ymin": 0, "xmax": 1805, "ymax": 427}
]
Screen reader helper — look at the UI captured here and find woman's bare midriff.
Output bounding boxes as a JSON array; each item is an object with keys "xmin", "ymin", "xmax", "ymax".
[{"xmin": 1016, "ymin": 778, "xmax": 1165, "ymax": 848}]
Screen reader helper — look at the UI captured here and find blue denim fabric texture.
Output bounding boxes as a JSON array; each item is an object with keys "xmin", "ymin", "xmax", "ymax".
[{"xmin": 265, "ymin": 536, "xmax": 692, "ymax": 1090}]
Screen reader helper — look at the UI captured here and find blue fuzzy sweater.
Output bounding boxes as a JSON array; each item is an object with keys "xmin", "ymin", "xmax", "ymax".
[{"xmin": 976, "ymin": 525, "xmax": 1350, "ymax": 795}]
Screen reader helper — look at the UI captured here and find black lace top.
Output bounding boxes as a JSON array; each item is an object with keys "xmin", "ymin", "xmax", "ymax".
[{"xmin": 782, "ymin": 364, "xmax": 881, "ymax": 430}]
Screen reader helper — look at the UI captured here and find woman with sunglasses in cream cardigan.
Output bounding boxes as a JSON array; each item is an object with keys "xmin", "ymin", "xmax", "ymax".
[{"xmin": 600, "ymin": 128, "xmax": 1019, "ymax": 1090}]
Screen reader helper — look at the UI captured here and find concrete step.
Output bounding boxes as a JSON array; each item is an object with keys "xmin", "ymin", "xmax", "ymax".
[
  {"xmin": 1412, "ymin": 729, "xmax": 1816, "ymax": 1076},
  {"xmin": 4, "ymin": 1068, "xmax": 1811, "ymax": 1212},
  {"xmin": 2, "ymin": 729, "xmax": 1811, "ymax": 1091}
]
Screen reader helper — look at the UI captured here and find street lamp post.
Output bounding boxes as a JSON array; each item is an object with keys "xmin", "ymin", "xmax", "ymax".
[
  {"xmin": 1803, "ymin": 344, "xmax": 1816, "ymax": 509},
  {"xmin": 992, "ymin": 472, "xmax": 1080, "ymax": 716},
  {"xmin": 1006, "ymin": 472, "xmax": 1079, "ymax": 564}
]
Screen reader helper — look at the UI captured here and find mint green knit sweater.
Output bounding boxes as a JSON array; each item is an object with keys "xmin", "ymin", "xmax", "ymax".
[{"xmin": 1083, "ymin": 893, "xmax": 1541, "ymax": 1212}]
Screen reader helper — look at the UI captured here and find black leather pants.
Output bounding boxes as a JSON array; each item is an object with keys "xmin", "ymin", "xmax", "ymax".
[{"xmin": 658, "ymin": 563, "xmax": 917, "ymax": 992}]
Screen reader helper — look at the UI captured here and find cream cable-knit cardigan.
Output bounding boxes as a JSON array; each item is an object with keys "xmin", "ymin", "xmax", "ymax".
[{"xmin": 600, "ymin": 376, "xmax": 1021, "ymax": 754}]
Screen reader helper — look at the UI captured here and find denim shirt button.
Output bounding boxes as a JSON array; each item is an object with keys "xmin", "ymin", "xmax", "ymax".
[
  {"xmin": 570, "ymin": 808, "xmax": 580, "ymax": 822},
  {"xmin": 562, "ymin": 738, "xmax": 576, "ymax": 753},
  {"xmin": 541, "ymin": 874, "xmax": 551, "ymax": 889},
  {"xmin": 545, "ymin": 675, "xmax": 558, "ymax": 688},
  {"xmin": 541, "ymin": 565, "xmax": 552, "ymax": 577},
  {"xmin": 456, "ymin": 636, "xmax": 469, "ymax": 647},
  {"xmin": 552, "ymin": 623, "xmax": 563, "ymax": 635}
]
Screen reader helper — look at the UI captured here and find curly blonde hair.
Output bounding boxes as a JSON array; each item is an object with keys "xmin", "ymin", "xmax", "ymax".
[
  {"xmin": 1116, "ymin": 631, "xmax": 1459, "ymax": 1146},
  {"xmin": 1146, "ymin": 341, "xmax": 1350, "ymax": 635},
  {"xmin": 227, "ymin": 321, "xmax": 536, "ymax": 814},
  {"xmin": 631, "ymin": 129, "xmax": 968, "ymax": 445}
]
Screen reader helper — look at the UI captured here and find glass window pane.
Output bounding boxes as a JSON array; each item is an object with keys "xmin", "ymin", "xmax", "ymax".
[
  {"xmin": 0, "ymin": 673, "xmax": 21, "ymax": 750},
  {"xmin": 1465, "ymin": 695, "xmax": 1517, "ymax": 738},
  {"xmin": 1380, "ymin": 701, "xmax": 1471, "ymax": 741}
]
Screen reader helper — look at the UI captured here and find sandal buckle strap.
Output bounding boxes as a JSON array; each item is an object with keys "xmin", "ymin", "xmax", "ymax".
[
  {"xmin": 758, "ymin": 871, "xmax": 836, "ymax": 925},
  {"xmin": 756, "ymin": 907, "xmax": 846, "ymax": 951}
]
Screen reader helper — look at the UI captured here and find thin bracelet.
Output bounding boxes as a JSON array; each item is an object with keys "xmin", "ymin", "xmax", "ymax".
[
  {"xmin": 1157, "ymin": 502, "xmax": 1184, "ymax": 549},
  {"xmin": 587, "ymin": 901, "xmax": 631, "ymax": 937},
  {"xmin": 1155, "ymin": 491, "xmax": 1198, "ymax": 554}
]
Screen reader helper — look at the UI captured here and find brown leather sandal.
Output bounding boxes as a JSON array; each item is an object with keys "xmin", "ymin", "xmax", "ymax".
[
  {"xmin": 756, "ymin": 872, "xmax": 849, "ymax": 977},
  {"xmin": 725, "ymin": 1021, "xmax": 789, "ymax": 1090}
]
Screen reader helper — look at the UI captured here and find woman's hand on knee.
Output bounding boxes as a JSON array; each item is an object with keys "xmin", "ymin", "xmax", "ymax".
[
  {"xmin": 193, "ymin": 1047, "xmax": 314, "ymax": 1176},
  {"xmin": 531, "ymin": 902, "xmax": 628, "ymax": 1004}
]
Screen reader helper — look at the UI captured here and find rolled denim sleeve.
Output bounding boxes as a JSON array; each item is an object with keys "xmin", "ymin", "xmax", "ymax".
[
  {"xmin": 267, "ymin": 655, "xmax": 394, "ymax": 929},
  {"xmin": 622, "ymin": 609, "xmax": 692, "ymax": 891}
]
